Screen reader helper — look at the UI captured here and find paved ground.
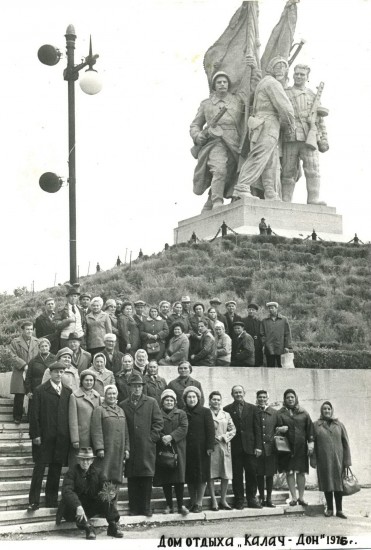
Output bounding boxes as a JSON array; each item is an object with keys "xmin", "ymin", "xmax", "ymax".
[{"xmin": 2, "ymin": 490, "xmax": 370, "ymax": 545}]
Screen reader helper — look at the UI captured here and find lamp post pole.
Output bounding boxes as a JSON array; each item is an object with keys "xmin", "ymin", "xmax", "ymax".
[{"xmin": 65, "ymin": 25, "xmax": 78, "ymax": 285}]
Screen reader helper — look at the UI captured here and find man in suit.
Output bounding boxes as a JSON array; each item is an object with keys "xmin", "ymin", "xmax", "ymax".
[
  {"xmin": 57, "ymin": 286, "xmax": 86, "ymax": 349},
  {"xmin": 34, "ymin": 298, "xmax": 61, "ymax": 354},
  {"xmin": 9, "ymin": 321, "xmax": 39, "ymax": 424},
  {"xmin": 224, "ymin": 385, "xmax": 262, "ymax": 509},
  {"xmin": 231, "ymin": 322, "xmax": 255, "ymax": 366},
  {"xmin": 79, "ymin": 292, "xmax": 91, "ymax": 316},
  {"xmin": 27, "ymin": 360, "xmax": 71, "ymax": 511},
  {"xmin": 243, "ymin": 303, "xmax": 264, "ymax": 367},
  {"xmin": 68, "ymin": 333, "xmax": 91, "ymax": 374},
  {"xmin": 101, "ymin": 333, "xmax": 124, "ymax": 375},
  {"xmin": 224, "ymin": 301, "xmax": 243, "ymax": 337}
]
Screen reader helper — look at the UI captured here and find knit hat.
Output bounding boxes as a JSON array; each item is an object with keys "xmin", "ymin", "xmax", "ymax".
[
  {"xmin": 161, "ymin": 389, "xmax": 177, "ymax": 402},
  {"xmin": 183, "ymin": 385, "xmax": 201, "ymax": 400}
]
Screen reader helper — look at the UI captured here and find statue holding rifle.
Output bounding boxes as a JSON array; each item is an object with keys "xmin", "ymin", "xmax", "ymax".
[{"xmin": 281, "ymin": 64, "xmax": 329, "ymax": 205}]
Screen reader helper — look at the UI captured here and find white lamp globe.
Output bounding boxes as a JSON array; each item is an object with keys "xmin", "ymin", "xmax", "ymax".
[{"xmin": 79, "ymin": 69, "xmax": 103, "ymax": 95}]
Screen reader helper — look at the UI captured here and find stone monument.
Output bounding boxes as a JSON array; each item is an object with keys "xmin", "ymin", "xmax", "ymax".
[{"xmin": 175, "ymin": 0, "xmax": 342, "ymax": 243}]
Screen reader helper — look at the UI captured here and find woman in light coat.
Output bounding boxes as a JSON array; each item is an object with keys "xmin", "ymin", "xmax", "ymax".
[
  {"xmin": 312, "ymin": 401, "xmax": 352, "ymax": 519},
  {"xmin": 91, "ymin": 385, "xmax": 130, "ymax": 484},
  {"xmin": 160, "ymin": 322, "xmax": 190, "ymax": 366},
  {"xmin": 89, "ymin": 353, "xmax": 115, "ymax": 398},
  {"xmin": 207, "ymin": 391, "xmax": 236, "ymax": 510},
  {"xmin": 85, "ymin": 297, "xmax": 112, "ymax": 355},
  {"xmin": 214, "ymin": 322, "xmax": 232, "ymax": 366}
]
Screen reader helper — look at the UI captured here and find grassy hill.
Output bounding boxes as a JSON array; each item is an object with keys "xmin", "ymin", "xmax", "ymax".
[{"xmin": 1, "ymin": 234, "xmax": 370, "ymax": 367}]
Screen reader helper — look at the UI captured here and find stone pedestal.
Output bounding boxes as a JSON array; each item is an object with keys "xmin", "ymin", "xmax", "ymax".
[{"xmin": 174, "ymin": 197, "xmax": 343, "ymax": 243}]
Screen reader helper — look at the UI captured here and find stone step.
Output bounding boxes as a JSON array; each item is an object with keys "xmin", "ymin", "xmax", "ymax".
[
  {"xmin": 0, "ymin": 422, "xmax": 29, "ymax": 432},
  {"xmin": 0, "ymin": 405, "xmax": 12, "ymax": 413},
  {"xmin": 0, "ymin": 442, "xmax": 32, "ymax": 455},
  {"xmin": 0, "ymin": 398, "xmax": 13, "ymax": 406},
  {"xmin": 0, "ymin": 414, "xmax": 16, "ymax": 422},
  {"xmin": 0, "ymin": 456, "xmax": 34, "ymax": 467},
  {"xmin": 0, "ymin": 431, "xmax": 30, "ymax": 441},
  {"xmin": 0, "ymin": 467, "xmax": 36, "ymax": 479}
]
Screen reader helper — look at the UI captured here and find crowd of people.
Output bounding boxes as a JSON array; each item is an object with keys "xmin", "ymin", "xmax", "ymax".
[{"xmin": 6, "ymin": 286, "xmax": 353, "ymax": 539}]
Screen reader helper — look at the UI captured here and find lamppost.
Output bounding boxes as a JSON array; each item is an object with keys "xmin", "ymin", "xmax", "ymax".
[{"xmin": 38, "ymin": 25, "xmax": 102, "ymax": 284}]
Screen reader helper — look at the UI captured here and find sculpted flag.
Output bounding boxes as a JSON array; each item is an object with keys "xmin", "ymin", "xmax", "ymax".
[
  {"xmin": 203, "ymin": 1, "xmax": 260, "ymax": 94},
  {"xmin": 260, "ymin": 0, "xmax": 299, "ymax": 76}
]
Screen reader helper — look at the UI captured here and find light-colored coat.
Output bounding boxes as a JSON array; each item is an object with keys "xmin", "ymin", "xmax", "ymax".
[
  {"xmin": 69, "ymin": 388, "xmax": 102, "ymax": 446},
  {"xmin": 72, "ymin": 349, "xmax": 92, "ymax": 374},
  {"xmin": 165, "ymin": 334, "xmax": 190, "ymax": 364},
  {"xmin": 210, "ymin": 409, "xmax": 236, "ymax": 479},
  {"xmin": 9, "ymin": 336, "xmax": 39, "ymax": 394},
  {"xmin": 85, "ymin": 312, "xmax": 112, "ymax": 349},
  {"xmin": 91, "ymin": 402, "xmax": 130, "ymax": 484},
  {"xmin": 88, "ymin": 366, "xmax": 116, "ymax": 397},
  {"xmin": 313, "ymin": 419, "xmax": 352, "ymax": 492}
]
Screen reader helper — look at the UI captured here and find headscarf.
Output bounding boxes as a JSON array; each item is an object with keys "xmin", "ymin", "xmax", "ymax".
[
  {"xmin": 283, "ymin": 389, "xmax": 299, "ymax": 413},
  {"xmin": 93, "ymin": 353, "xmax": 107, "ymax": 372},
  {"xmin": 319, "ymin": 401, "xmax": 337, "ymax": 423},
  {"xmin": 134, "ymin": 349, "xmax": 148, "ymax": 372}
]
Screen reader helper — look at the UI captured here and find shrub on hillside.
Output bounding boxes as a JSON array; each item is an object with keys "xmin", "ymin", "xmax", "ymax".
[
  {"xmin": 294, "ymin": 347, "xmax": 371, "ymax": 369},
  {"xmin": 334, "ymin": 323, "xmax": 365, "ymax": 344}
]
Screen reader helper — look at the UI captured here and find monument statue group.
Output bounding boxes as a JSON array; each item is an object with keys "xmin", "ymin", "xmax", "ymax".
[{"xmin": 190, "ymin": 0, "xmax": 329, "ymax": 213}]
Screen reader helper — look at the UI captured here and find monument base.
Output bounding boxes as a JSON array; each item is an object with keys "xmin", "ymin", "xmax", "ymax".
[{"xmin": 174, "ymin": 197, "xmax": 343, "ymax": 243}]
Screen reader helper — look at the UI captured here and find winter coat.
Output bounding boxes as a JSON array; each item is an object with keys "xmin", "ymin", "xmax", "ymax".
[
  {"xmin": 224, "ymin": 312, "xmax": 243, "ymax": 337},
  {"xmin": 153, "ymin": 407, "xmax": 188, "ymax": 486},
  {"xmin": 117, "ymin": 315, "xmax": 141, "ymax": 355},
  {"xmin": 277, "ymin": 406, "xmax": 314, "ymax": 474},
  {"xmin": 231, "ymin": 332, "xmax": 255, "ymax": 366},
  {"xmin": 61, "ymin": 464, "xmax": 105, "ymax": 512},
  {"xmin": 24, "ymin": 353, "xmax": 57, "ymax": 394},
  {"xmin": 140, "ymin": 318, "xmax": 169, "ymax": 346},
  {"xmin": 143, "ymin": 374, "xmax": 167, "ymax": 405},
  {"xmin": 164, "ymin": 334, "xmax": 190, "ymax": 365},
  {"xmin": 168, "ymin": 314, "xmax": 190, "ymax": 334},
  {"xmin": 256, "ymin": 406, "xmax": 279, "ymax": 457},
  {"xmin": 69, "ymin": 388, "xmax": 102, "ymax": 447},
  {"xmin": 313, "ymin": 419, "xmax": 352, "ymax": 492},
  {"xmin": 215, "ymin": 333, "xmax": 232, "ymax": 366},
  {"xmin": 210, "ymin": 409, "xmax": 236, "ymax": 479},
  {"xmin": 223, "ymin": 401, "xmax": 262, "ymax": 455},
  {"xmin": 185, "ymin": 403, "xmax": 215, "ymax": 483},
  {"xmin": 260, "ymin": 314, "xmax": 292, "ymax": 355},
  {"xmin": 91, "ymin": 402, "xmax": 130, "ymax": 484},
  {"xmin": 9, "ymin": 336, "xmax": 39, "ymax": 394},
  {"xmin": 101, "ymin": 349, "xmax": 124, "ymax": 375},
  {"xmin": 71, "ymin": 349, "xmax": 92, "ymax": 374},
  {"xmin": 192, "ymin": 330, "xmax": 216, "ymax": 366},
  {"xmin": 166, "ymin": 376, "xmax": 204, "ymax": 409},
  {"xmin": 85, "ymin": 312, "xmax": 112, "ymax": 350},
  {"xmin": 243, "ymin": 316, "xmax": 264, "ymax": 366},
  {"xmin": 34, "ymin": 312, "xmax": 60, "ymax": 354},
  {"xmin": 120, "ymin": 395, "xmax": 163, "ymax": 477},
  {"xmin": 29, "ymin": 380, "xmax": 71, "ymax": 464},
  {"xmin": 88, "ymin": 366, "xmax": 116, "ymax": 397},
  {"xmin": 42, "ymin": 365, "xmax": 80, "ymax": 393}
]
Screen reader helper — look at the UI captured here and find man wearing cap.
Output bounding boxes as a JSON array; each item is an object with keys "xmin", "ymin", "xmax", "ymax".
[
  {"xmin": 57, "ymin": 286, "xmax": 85, "ymax": 350},
  {"xmin": 35, "ymin": 298, "xmax": 60, "ymax": 354},
  {"xmin": 190, "ymin": 57, "xmax": 260, "ymax": 211},
  {"xmin": 133, "ymin": 300, "xmax": 147, "ymax": 326},
  {"xmin": 261, "ymin": 302, "xmax": 292, "ymax": 368},
  {"xmin": 79, "ymin": 292, "xmax": 91, "ymax": 315},
  {"xmin": 181, "ymin": 296, "xmax": 192, "ymax": 319},
  {"xmin": 209, "ymin": 298, "xmax": 227, "ymax": 329},
  {"xmin": 68, "ymin": 333, "xmax": 91, "ymax": 374},
  {"xmin": 101, "ymin": 333, "xmax": 124, "ymax": 375},
  {"xmin": 224, "ymin": 301, "xmax": 243, "ymax": 337},
  {"xmin": 224, "ymin": 386, "xmax": 262, "ymax": 510},
  {"xmin": 57, "ymin": 447, "xmax": 123, "ymax": 539},
  {"xmin": 119, "ymin": 373, "xmax": 163, "ymax": 516},
  {"xmin": 234, "ymin": 56, "xmax": 295, "ymax": 201},
  {"xmin": 9, "ymin": 321, "xmax": 39, "ymax": 424},
  {"xmin": 258, "ymin": 218, "xmax": 267, "ymax": 235},
  {"xmin": 28, "ymin": 361, "xmax": 71, "ymax": 511},
  {"xmin": 231, "ymin": 322, "xmax": 255, "ymax": 367},
  {"xmin": 243, "ymin": 304, "xmax": 264, "ymax": 367},
  {"xmin": 42, "ymin": 348, "xmax": 80, "ymax": 392}
]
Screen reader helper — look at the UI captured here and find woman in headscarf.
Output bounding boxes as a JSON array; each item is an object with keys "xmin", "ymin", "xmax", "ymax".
[
  {"xmin": 134, "ymin": 348, "xmax": 149, "ymax": 376},
  {"xmin": 214, "ymin": 321, "xmax": 232, "ymax": 366},
  {"xmin": 89, "ymin": 353, "xmax": 115, "ymax": 398},
  {"xmin": 312, "ymin": 401, "xmax": 352, "ymax": 519},
  {"xmin": 207, "ymin": 391, "xmax": 235, "ymax": 511},
  {"xmin": 91, "ymin": 385, "xmax": 130, "ymax": 485},
  {"xmin": 117, "ymin": 301, "xmax": 141, "ymax": 357},
  {"xmin": 85, "ymin": 297, "xmax": 112, "ymax": 356},
  {"xmin": 153, "ymin": 389, "xmax": 189, "ymax": 515},
  {"xmin": 140, "ymin": 305, "xmax": 169, "ymax": 361},
  {"xmin": 183, "ymin": 386, "xmax": 214, "ymax": 513},
  {"xmin": 159, "ymin": 322, "xmax": 190, "ymax": 366},
  {"xmin": 276, "ymin": 389, "xmax": 314, "ymax": 507}
]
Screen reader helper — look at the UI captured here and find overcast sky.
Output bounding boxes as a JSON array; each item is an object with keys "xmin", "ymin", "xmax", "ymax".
[{"xmin": 1, "ymin": 0, "xmax": 370, "ymax": 293}]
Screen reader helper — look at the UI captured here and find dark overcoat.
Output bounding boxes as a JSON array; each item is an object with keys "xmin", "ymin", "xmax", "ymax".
[
  {"xmin": 143, "ymin": 374, "xmax": 167, "ymax": 405},
  {"xmin": 313, "ymin": 419, "xmax": 352, "ymax": 492},
  {"xmin": 166, "ymin": 376, "xmax": 204, "ymax": 409},
  {"xmin": 231, "ymin": 332, "xmax": 255, "ymax": 366},
  {"xmin": 224, "ymin": 312, "xmax": 243, "ymax": 337},
  {"xmin": 153, "ymin": 407, "xmax": 188, "ymax": 486},
  {"xmin": 277, "ymin": 406, "xmax": 314, "ymax": 474},
  {"xmin": 243, "ymin": 317, "xmax": 264, "ymax": 367},
  {"xmin": 24, "ymin": 353, "xmax": 57, "ymax": 394},
  {"xmin": 29, "ymin": 380, "xmax": 71, "ymax": 464},
  {"xmin": 119, "ymin": 395, "xmax": 163, "ymax": 477},
  {"xmin": 35, "ymin": 312, "xmax": 60, "ymax": 354},
  {"xmin": 101, "ymin": 349, "xmax": 124, "ymax": 375},
  {"xmin": 224, "ymin": 401, "xmax": 262, "ymax": 455},
  {"xmin": 185, "ymin": 403, "xmax": 214, "ymax": 483},
  {"xmin": 117, "ymin": 315, "xmax": 141, "ymax": 355},
  {"xmin": 256, "ymin": 406, "xmax": 279, "ymax": 476}
]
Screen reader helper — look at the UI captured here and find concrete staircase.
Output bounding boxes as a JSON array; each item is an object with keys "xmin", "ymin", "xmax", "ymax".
[{"xmin": 0, "ymin": 397, "xmax": 319, "ymax": 535}]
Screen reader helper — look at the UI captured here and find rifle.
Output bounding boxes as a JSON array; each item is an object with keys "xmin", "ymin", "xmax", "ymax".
[
  {"xmin": 190, "ymin": 106, "xmax": 227, "ymax": 159},
  {"xmin": 306, "ymin": 82, "xmax": 326, "ymax": 150}
]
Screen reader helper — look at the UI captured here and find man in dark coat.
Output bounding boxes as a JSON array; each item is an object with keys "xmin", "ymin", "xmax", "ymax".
[
  {"xmin": 57, "ymin": 447, "xmax": 123, "ymax": 539},
  {"xmin": 231, "ymin": 322, "xmax": 255, "ymax": 366},
  {"xmin": 101, "ymin": 333, "xmax": 124, "ymax": 375},
  {"xmin": 224, "ymin": 301, "xmax": 243, "ymax": 337},
  {"xmin": 27, "ymin": 361, "xmax": 71, "ymax": 511},
  {"xmin": 243, "ymin": 303, "xmax": 264, "ymax": 367},
  {"xmin": 260, "ymin": 302, "xmax": 292, "ymax": 368},
  {"xmin": 34, "ymin": 298, "xmax": 61, "ymax": 354},
  {"xmin": 133, "ymin": 300, "xmax": 147, "ymax": 326},
  {"xmin": 224, "ymin": 385, "xmax": 262, "ymax": 509},
  {"xmin": 119, "ymin": 373, "xmax": 163, "ymax": 516},
  {"xmin": 143, "ymin": 360, "xmax": 167, "ymax": 405},
  {"xmin": 68, "ymin": 332, "xmax": 91, "ymax": 374},
  {"xmin": 167, "ymin": 362, "xmax": 204, "ymax": 409}
]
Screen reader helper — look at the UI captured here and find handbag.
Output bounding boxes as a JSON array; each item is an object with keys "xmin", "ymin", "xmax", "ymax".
[
  {"xmin": 274, "ymin": 435, "xmax": 291, "ymax": 453},
  {"xmin": 147, "ymin": 341, "xmax": 161, "ymax": 353},
  {"xmin": 157, "ymin": 443, "xmax": 178, "ymax": 470},
  {"xmin": 342, "ymin": 467, "xmax": 361, "ymax": 496}
]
